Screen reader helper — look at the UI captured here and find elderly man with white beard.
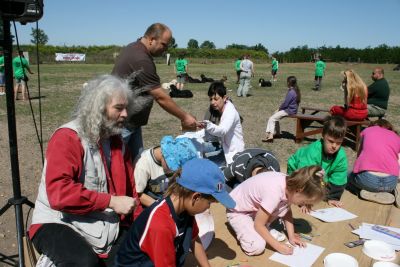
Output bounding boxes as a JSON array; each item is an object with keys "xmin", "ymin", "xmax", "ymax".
[{"xmin": 28, "ymin": 75, "xmax": 142, "ymax": 267}]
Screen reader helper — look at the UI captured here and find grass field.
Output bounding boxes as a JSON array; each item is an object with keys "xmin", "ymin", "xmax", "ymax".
[{"xmin": 0, "ymin": 62, "xmax": 399, "ymax": 264}]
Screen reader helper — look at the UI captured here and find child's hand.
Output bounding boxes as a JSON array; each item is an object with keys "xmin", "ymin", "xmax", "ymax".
[
  {"xmin": 275, "ymin": 242, "xmax": 294, "ymax": 255},
  {"xmin": 289, "ymin": 234, "xmax": 306, "ymax": 248},
  {"xmin": 299, "ymin": 204, "xmax": 313, "ymax": 214},
  {"xmin": 327, "ymin": 199, "xmax": 343, "ymax": 207}
]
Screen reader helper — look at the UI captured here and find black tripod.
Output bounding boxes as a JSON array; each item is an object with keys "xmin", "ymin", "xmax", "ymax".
[{"xmin": 0, "ymin": 19, "xmax": 35, "ymax": 267}]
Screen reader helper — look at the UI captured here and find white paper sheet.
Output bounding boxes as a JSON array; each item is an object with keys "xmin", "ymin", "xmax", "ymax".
[
  {"xmin": 309, "ymin": 207, "xmax": 357, "ymax": 222},
  {"xmin": 269, "ymin": 243, "xmax": 325, "ymax": 267},
  {"xmin": 353, "ymin": 223, "xmax": 400, "ymax": 250}
]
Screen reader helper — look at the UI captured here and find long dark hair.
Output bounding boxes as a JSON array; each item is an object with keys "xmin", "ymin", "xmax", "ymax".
[{"xmin": 287, "ymin": 76, "xmax": 301, "ymax": 104}]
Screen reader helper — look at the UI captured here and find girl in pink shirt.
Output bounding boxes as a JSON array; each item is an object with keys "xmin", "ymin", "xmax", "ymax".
[
  {"xmin": 226, "ymin": 166, "xmax": 325, "ymax": 256},
  {"xmin": 349, "ymin": 119, "xmax": 400, "ymax": 205}
]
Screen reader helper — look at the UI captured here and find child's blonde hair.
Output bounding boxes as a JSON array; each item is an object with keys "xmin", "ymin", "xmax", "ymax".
[{"xmin": 286, "ymin": 165, "xmax": 326, "ymax": 201}]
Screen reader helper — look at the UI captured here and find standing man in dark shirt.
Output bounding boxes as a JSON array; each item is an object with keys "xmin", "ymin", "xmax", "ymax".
[
  {"xmin": 112, "ymin": 23, "xmax": 198, "ymax": 160},
  {"xmin": 367, "ymin": 67, "xmax": 390, "ymax": 118}
]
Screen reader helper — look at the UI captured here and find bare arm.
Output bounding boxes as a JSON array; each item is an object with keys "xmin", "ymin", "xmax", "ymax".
[
  {"xmin": 254, "ymin": 207, "xmax": 293, "ymax": 255},
  {"xmin": 283, "ymin": 209, "xmax": 305, "ymax": 247},
  {"xmin": 192, "ymin": 237, "xmax": 211, "ymax": 267},
  {"xmin": 138, "ymin": 193, "xmax": 156, "ymax": 207},
  {"xmin": 149, "ymin": 87, "xmax": 198, "ymax": 129}
]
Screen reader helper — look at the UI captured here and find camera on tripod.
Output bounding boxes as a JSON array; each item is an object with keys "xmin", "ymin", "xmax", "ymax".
[{"xmin": 0, "ymin": 0, "xmax": 43, "ymax": 24}]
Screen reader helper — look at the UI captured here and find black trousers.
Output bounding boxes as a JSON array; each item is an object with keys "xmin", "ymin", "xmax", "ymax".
[{"xmin": 32, "ymin": 223, "xmax": 127, "ymax": 267}]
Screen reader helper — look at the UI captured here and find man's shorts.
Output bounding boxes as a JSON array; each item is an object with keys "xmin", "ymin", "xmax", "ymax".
[
  {"xmin": 0, "ymin": 73, "xmax": 4, "ymax": 86},
  {"xmin": 176, "ymin": 73, "xmax": 187, "ymax": 84},
  {"xmin": 15, "ymin": 77, "xmax": 26, "ymax": 85}
]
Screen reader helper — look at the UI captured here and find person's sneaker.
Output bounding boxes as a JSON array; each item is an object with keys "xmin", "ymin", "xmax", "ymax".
[
  {"xmin": 394, "ymin": 183, "xmax": 400, "ymax": 208},
  {"xmin": 0, "ymin": 92, "xmax": 5, "ymax": 96},
  {"xmin": 360, "ymin": 190, "xmax": 395, "ymax": 205},
  {"xmin": 269, "ymin": 229, "xmax": 286, "ymax": 242}
]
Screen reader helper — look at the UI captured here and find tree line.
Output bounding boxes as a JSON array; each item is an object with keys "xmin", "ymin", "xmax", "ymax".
[
  {"xmin": 3, "ymin": 27, "xmax": 398, "ymax": 64},
  {"xmin": 274, "ymin": 44, "xmax": 400, "ymax": 64}
]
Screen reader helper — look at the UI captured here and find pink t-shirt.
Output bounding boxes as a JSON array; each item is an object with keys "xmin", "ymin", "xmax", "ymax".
[
  {"xmin": 228, "ymin": 172, "xmax": 289, "ymax": 219},
  {"xmin": 353, "ymin": 126, "xmax": 400, "ymax": 176}
]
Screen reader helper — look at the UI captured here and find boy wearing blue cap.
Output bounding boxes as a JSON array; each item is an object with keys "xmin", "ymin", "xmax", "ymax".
[
  {"xmin": 134, "ymin": 136, "xmax": 198, "ymax": 207},
  {"xmin": 115, "ymin": 158, "xmax": 235, "ymax": 267}
]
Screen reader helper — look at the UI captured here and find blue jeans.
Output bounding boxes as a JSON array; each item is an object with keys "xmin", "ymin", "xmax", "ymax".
[
  {"xmin": 122, "ymin": 127, "xmax": 143, "ymax": 162},
  {"xmin": 349, "ymin": 171, "xmax": 397, "ymax": 193}
]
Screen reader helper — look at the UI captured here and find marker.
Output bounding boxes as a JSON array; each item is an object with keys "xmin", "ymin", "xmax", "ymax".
[{"xmin": 299, "ymin": 233, "xmax": 312, "ymax": 241}]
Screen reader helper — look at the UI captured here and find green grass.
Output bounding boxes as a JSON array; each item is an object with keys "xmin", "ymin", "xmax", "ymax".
[{"xmin": 0, "ymin": 62, "xmax": 399, "ymax": 170}]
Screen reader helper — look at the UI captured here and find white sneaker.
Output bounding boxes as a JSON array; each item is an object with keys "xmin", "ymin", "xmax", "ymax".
[
  {"xmin": 0, "ymin": 92, "xmax": 5, "ymax": 96},
  {"xmin": 269, "ymin": 229, "xmax": 286, "ymax": 242}
]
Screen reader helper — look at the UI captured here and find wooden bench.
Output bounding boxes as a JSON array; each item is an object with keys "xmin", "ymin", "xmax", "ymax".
[{"xmin": 289, "ymin": 113, "xmax": 370, "ymax": 151}]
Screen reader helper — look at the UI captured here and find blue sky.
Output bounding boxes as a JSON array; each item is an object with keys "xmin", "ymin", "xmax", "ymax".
[{"xmin": 11, "ymin": 0, "xmax": 400, "ymax": 53}]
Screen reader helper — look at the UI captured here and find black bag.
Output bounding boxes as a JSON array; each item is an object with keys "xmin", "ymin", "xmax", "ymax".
[{"xmin": 23, "ymin": 75, "xmax": 29, "ymax": 82}]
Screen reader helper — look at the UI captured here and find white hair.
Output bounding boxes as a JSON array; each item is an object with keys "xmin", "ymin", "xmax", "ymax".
[{"xmin": 72, "ymin": 74, "xmax": 131, "ymax": 144}]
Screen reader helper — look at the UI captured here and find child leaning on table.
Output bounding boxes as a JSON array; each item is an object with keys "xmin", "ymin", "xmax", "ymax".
[
  {"xmin": 287, "ymin": 116, "xmax": 348, "ymax": 209},
  {"xmin": 226, "ymin": 165, "xmax": 325, "ymax": 256}
]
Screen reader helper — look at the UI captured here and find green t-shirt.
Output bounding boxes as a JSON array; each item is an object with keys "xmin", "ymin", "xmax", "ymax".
[
  {"xmin": 235, "ymin": 59, "xmax": 241, "ymax": 71},
  {"xmin": 175, "ymin": 58, "xmax": 188, "ymax": 74},
  {"xmin": 287, "ymin": 139, "xmax": 348, "ymax": 185},
  {"xmin": 315, "ymin": 60, "xmax": 326, "ymax": 76},
  {"xmin": 0, "ymin": 56, "xmax": 4, "ymax": 73},
  {"xmin": 12, "ymin": 56, "xmax": 30, "ymax": 79},
  {"xmin": 272, "ymin": 59, "xmax": 279, "ymax": 70}
]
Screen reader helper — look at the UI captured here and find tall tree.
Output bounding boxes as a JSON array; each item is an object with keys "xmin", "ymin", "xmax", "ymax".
[
  {"xmin": 169, "ymin": 37, "xmax": 178, "ymax": 48},
  {"xmin": 200, "ymin": 40, "xmax": 216, "ymax": 49},
  {"xmin": 30, "ymin": 27, "xmax": 48, "ymax": 45},
  {"xmin": 187, "ymin": 39, "xmax": 199, "ymax": 49}
]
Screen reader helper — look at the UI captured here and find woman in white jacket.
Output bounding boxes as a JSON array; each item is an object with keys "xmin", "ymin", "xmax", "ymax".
[{"xmin": 201, "ymin": 81, "xmax": 245, "ymax": 164}]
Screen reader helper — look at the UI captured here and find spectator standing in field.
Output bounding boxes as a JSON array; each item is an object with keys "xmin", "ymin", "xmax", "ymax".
[
  {"xmin": 12, "ymin": 50, "xmax": 33, "ymax": 101},
  {"xmin": 28, "ymin": 75, "xmax": 142, "ymax": 267},
  {"xmin": 0, "ymin": 50, "xmax": 5, "ymax": 96},
  {"xmin": 271, "ymin": 56, "xmax": 279, "ymax": 82},
  {"xmin": 234, "ymin": 56, "xmax": 242, "ymax": 84},
  {"xmin": 237, "ymin": 54, "xmax": 254, "ymax": 97},
  {"xmin": 175, "ymin": 52, "xmax": 188, "ymax": 90},
  {"xmin": 112, "ymin": 23, "xmax": 198, "ymax": 160},
  {"xmin": 313, "ymin": 57, "xmax": 326, "ymax": 91},
  {"xmin": 367, "ymin": 67, "xmax": 390, "ymax": 118},
  {"xmin": 330, "ymin": 69, "xmax": 368, "ymax": 121},
  {"xmin": 349, "ymin": 119, "xmax": 400, "ymax": 206}
]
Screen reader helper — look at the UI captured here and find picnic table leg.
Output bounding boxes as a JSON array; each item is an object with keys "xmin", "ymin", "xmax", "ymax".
[
  {"xmin": 355, "ymin": 125, "xmax": 361, "ymax": 152},
  {"xmin": 295, "ymin": 118, "xmax": 304, "ymax": 143}
]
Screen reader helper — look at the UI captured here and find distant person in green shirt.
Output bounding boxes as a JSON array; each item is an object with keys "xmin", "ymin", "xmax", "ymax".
[
  {"xmin": 0, "ymin": 50, "xmax": 5, "ymax": 96},
  {"xmin": 271, "ymin": 56, "xmax": 279, "ymax": 82},
  {"xmin": 287, "ymin": 116, "xmax": 348, "ymax": 210},
  {"xmin": 367, "ymin": 67, "xmax": 390, "ymax": 118},
  {"xmin": 313, "ymin": 57, "xmax": 326, "ymax": 91},
  {"xmin": 234, "ymin": 57, "xmax": 242, "ymax": 84},
  {"xmin": 174, "ymin": 52, "xmax": 188, "ymax": 90},
  {"xmin": 12, "ymin": 51, "xmax": 33, "ymax": 101}
]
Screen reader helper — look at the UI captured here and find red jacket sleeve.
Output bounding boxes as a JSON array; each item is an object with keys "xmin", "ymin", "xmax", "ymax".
[
  {"xmin": 140, "ymin": 208, "xmax": 176, "ymax": 267},
  {"xmin": 45, "ymin": 128, "xmax": 110, "ymax": 214}
]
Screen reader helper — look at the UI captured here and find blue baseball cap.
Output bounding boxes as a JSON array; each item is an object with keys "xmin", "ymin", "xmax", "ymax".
[
  {"xmin": 160, "ymin": 136, "xmax": 198, "ymax": 172},
  {"xmin": 177, "ymin": 158, "xmax": 236, "ymax": 209}
]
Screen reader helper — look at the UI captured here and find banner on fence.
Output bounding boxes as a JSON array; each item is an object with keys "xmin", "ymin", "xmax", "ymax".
[{"xmin": 55, "ymin": 53, "xmax": 86, "ymax": 62}]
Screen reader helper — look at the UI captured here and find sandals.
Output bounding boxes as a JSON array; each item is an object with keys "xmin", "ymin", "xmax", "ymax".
[{"xmin": 261, "ymin": 133, "xmax": 274, "ymax": 143}]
